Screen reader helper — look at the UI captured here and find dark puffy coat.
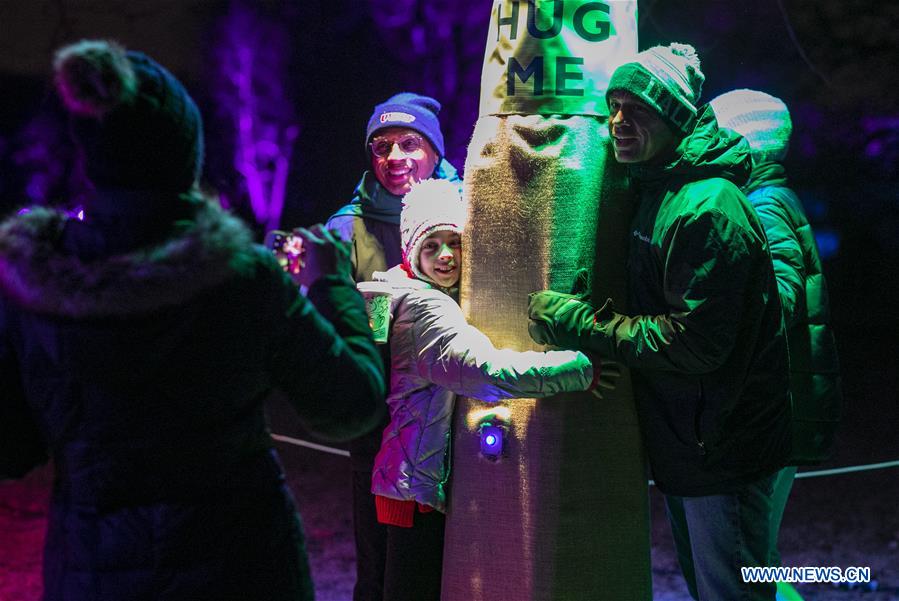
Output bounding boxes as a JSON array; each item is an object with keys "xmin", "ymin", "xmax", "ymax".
[
  {"xmin": 0, "ymin": 192, "xmax": 385, "ymax": 601},
  {"xmin": 746, "ymin": 161, "xmax": 842, "ymax": 464},
  {"xmin": 586, "ymin": 107, "xmax": 792, "ymax": 496}
]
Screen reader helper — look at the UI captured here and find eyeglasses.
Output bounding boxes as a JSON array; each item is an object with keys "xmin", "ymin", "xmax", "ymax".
[{"xmin": 370, "ymin": 134, "xmax": 425, "ymax": 158}]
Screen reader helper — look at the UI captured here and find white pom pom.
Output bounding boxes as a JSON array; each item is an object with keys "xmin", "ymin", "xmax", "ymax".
[
  {"xmin": 668, "ymin": 42, "xmax": 705, "ymax": 97},
  {"xmin": 53, "ymin": 39, "xmax": 137, "ymax": 118},
  {"xmin": 669, "ymin": 43, "xmax": 700, "ymax": 70}
]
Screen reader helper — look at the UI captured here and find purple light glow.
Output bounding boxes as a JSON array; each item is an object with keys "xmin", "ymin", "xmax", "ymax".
[
  {"xmin": 367, "ymin": 0, "xmax": 487, "ymax": 174},
  {"xmin": 212, "ymin": 2, "xmax": 300, "ymax": 232}
]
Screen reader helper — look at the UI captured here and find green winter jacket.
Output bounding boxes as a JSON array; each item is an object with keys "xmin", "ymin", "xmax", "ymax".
[
  {"xmin": 746, "ymin": 161, "xmax": 842, "ymax": 464},
  {"xmin": 589, "ymin": 107, "xmax": 792, "ymax": 496}
]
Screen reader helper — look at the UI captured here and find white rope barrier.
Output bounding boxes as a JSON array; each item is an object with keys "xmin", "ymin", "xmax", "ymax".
[
  {"xmin": 270, "ymin": 432, "xmax": 899, "ymax": 478},
  {"xmin": 794, "ymin": 459, "xmax": 899, "ymax": 479},
  {"xmin": 270, "ymin": 433, "xmax": 350, "ymax": 457}
]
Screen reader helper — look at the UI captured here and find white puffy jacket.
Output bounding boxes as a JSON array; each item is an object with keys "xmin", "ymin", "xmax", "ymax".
[{"xmin": 366, "ymin": 266, "xmax": 593, "ymax": 512}]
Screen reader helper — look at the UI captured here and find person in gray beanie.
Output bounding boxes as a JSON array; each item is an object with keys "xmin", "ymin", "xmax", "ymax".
[
  {"xmin": 711, "ymin": 88, "xmax": 842, "ymax": 600},
  {"xmin": 325, "ymin": 92, "xmax": 460, "ymax": 601},
  {"xmin": 0, "ymin": 39, "xmax": 385, "ymax": 601},
  {"xmin": 529, "ymin": 44, "xmax": 792, "ymax": 600}
]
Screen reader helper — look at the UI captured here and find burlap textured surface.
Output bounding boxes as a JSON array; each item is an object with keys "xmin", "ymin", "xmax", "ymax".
[
  {"xmin": 441, "ymin": 4, "xmax": 649, "ymax": 598},
  {"xmin": 441, "ymin": 114, "xmax": 651, "ymax": 600}
]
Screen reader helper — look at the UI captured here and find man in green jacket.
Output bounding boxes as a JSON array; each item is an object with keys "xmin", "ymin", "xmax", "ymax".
[
  {"xmin": 528, "ymin": 44, "xmax": 791, "ymax": 601},
  {"xmin": 326, "ymin": 92, "xmax": 460, "ymax": 601}
]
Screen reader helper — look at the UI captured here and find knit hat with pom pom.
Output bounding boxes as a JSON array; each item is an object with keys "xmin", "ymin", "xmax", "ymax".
[
  {"xmin": 400, "ymin": 178, "xmax": 465, "ymax": 283},
  {"xmin": 607, "ymin": 43, "xmax": 705, "ymax": 134},
  {"xmin": 709, "ymin": 89, "xmax": 793, "ymax": 163},
  {"xmin": 53, "ymin": 39, "xmax": 203, "ymax": 193}
]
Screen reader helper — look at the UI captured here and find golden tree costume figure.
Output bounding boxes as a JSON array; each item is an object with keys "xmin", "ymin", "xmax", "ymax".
[{"xmin": 442, "ymin": 2, "xmax": 651, "ymax": 599}]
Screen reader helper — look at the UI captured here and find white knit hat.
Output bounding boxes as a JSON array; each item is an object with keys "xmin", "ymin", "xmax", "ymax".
[
  {"xmin": 709, "ymin": 89, "xmax": 792, "ymax": 163},
  {"xmin": 400, "ymin": 178, "xmax": 465, "ymax": 283},
  {"xmin": 607, "ymin": 43, "xmax": 705, "ymax": 133}
]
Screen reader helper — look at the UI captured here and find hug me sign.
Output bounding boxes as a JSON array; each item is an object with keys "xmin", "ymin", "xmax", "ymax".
[
  {"xmin": 481, "ymin": 0, "xmax": 638, "ymax": 115},
  {"xmin": 500, "ymin": 0, "xmax": 613, "ymax": 96}
]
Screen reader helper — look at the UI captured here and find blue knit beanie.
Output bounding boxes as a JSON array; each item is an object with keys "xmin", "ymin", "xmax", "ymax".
[{"xmin": 365, "ymin": 92, "xmax": 445, "ymax": 158}]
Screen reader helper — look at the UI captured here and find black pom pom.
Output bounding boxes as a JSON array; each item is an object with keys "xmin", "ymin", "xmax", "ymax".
[{"xmin": 53, "ymin": 39, "xmax": 137, "ymax": 118}]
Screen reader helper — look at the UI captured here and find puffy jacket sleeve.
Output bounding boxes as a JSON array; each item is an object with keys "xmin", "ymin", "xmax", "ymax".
[
  {"xmin": 408, "ymin": 291, "xmax": 593, "ymax": 401},
  {"xmin": 749, "ymin": 188, "xmax": 806, "ymax": 327},
  {"xmin": 0, "ymin": 297, "xmax": 49, "ymax": 479},
  {"xmin": 589, "ymin": 207, "xmax": 764, "ymax": 373},
  {"xmin": 269, "ymin": 262, "xmax": 386, "ymax": 442},
  {"xmin": 325, "ymin": 214, "xmax": 360, "ymax": 278}
]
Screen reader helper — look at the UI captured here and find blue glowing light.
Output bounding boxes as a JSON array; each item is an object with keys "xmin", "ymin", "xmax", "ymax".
[
  {"xmin": 480, "ymin": 424, "xmax": 503, "ymax": 458},
  {"xmin": 814, "ymin": 228, "xmax": 841, "ymax": 260}
]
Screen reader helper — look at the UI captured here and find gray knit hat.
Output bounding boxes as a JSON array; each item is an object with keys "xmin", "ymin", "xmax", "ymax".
[
  {"xmin": 606, "ymin": 43, "xmax": 705, "ymax": 134},
  {"xmin": 709, "ymin": 89, "xmax": 792, "ymax": 163}
]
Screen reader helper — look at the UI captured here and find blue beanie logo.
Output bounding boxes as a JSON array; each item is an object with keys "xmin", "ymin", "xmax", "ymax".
[{"xmin": 379, "ymin": 111, "xmax": 416, "ymax": 124}]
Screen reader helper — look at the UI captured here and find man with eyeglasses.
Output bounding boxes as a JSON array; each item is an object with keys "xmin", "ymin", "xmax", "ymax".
[{"xmin": 326, "ymin": 92, "xmax": 460, "ymax": 601}]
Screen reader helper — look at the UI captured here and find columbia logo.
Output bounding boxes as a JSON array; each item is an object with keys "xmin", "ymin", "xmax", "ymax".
[
  {"xmin": 633, "ymin": 230, "xmax": 651, "ymax": 243},
  {"xmin": 380, "ymin": 111, "xmax": 416, "ymax": 124}
]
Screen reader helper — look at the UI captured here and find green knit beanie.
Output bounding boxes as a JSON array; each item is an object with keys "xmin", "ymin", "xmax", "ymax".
[{"xmin": 606, "ymin": 43, "xmax": 705, "ymax": 134}]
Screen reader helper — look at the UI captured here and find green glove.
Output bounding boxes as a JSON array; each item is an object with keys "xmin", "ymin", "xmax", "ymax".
[{"xmin": 527, "ymin": 268, "xmax": 597, "ymax": 350}]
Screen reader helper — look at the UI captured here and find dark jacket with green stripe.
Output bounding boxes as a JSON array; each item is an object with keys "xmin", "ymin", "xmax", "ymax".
[
  {"xmin": 591, "ymin": 107, "xmax": 792, "ymax": 496},
  {"xmin": 746, "ymin": 161, "xmax": 842, "ymax": 465}
]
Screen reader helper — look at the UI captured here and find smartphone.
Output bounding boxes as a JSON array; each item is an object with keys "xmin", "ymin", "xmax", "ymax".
[{"xmin": 264, "ymin": 229, "xmax": 304, "ymax": 275}]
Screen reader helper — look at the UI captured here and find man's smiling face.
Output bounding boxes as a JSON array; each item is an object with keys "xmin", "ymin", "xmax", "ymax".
[
  {"xmin": 607, "ymin": 90, "xmax": 679, "ymax": 164},
  {"xmin": 370, "ymin": 127, "xmax": 439, "ymax": 196}
]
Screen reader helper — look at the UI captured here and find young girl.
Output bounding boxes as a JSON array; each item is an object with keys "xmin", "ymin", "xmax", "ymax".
[{"xmin": 362, "ymin": 178, "xmax": 616, "ymax": 600}]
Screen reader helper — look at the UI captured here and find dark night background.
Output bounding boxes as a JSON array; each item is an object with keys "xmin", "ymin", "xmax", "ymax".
[{"xmin": 1, "ymin": 1, "xmax": 897, "ymax": 599}]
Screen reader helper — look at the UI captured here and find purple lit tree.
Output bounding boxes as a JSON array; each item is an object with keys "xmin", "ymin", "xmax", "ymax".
[
  {"xmin": 210, "ymin": 1, "xmax": 299, "ymax": 232},
  {"xmin": 4, "ymin": 111, "xmax": 89, "ymax": 216}
]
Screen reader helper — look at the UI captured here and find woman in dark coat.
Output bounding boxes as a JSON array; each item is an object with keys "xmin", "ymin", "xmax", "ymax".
[{"xmin": 0, "ymin": 40, "xmax": 384, "ymax": 601}]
